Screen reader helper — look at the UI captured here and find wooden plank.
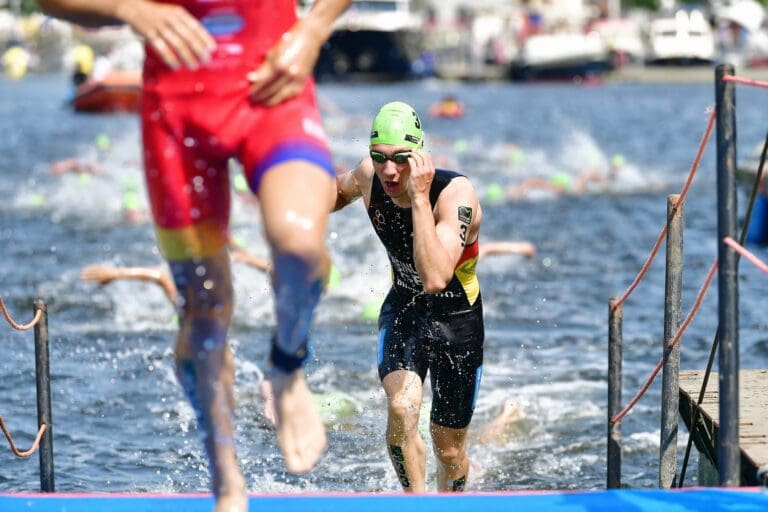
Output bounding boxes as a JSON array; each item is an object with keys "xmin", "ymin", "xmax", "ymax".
[{"xmin": 679, "ymin": 369, "xmax": 768, "ymax": 480}]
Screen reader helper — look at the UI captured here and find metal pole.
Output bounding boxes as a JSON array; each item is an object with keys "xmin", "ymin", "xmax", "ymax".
[
  {"xmin": 660, "ymin": 194, "xmax": 683, "ymax": 488},
  {"xmin": 607, "ymin": 298, "xmax": 622, "ymax": 489},
  {"xmin": 33, "ymin": 300, "xmax": 54, "ymax": 492},
  {"xmin": 715, "ymin": 64, "xmax": 740, "ymax": 487}
]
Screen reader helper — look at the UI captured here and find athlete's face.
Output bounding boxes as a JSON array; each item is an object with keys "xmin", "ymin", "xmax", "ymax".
[{"xmin": 370, "ymin": 144, "xmax": 411, "ymax": 199}]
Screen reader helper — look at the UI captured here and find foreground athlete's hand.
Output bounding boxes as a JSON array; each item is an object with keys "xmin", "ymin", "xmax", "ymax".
[
  {"xmin": 247, "ymin": 17, "xmax": 326, "ymax": 107},
  {"xmin": 116, "ymin": 0, "xmax": 216, "ymax": 70}
]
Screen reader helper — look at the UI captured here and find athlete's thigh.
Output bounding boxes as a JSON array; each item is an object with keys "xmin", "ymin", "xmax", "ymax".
[
  {"xmin": 429, "ymin": 306, "xmax": 485, "ymax": 429},
  {"xmin": 378, "ymin": 291, "xmax": 430, "ymax": 383},
  {"xmin": 240, "ymin": 83, "xmax": 335, "ymax": 247},
  {"xmin": 141, "ymin": 93, "xmax": 231, "ymax": 261}
]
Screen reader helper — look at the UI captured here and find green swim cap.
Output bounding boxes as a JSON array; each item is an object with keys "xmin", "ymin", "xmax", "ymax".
[
  {"xmin": 362, "ymin": 297, "xmax": 384, "ymax": 322},
  {"xmin": 312, "ymin": 391, "xmax": 360, "ymax": 424},
  {"xmin": 611, "ymin": 154, "xmax": 626, "ymax": 168},
  {"xmin": 453, "ymin": 138, "xmax": 468, "ymax": 152},
  {"xmin": 95, "ymin": 133, "xmax": 111, "ymax": 152},
  {"xmin": 550, "ymin": 172, "xmax": 572, "ymax": 190},
  {"xmin": 122, "ymin": 190, "xmax": 141, "ymax": 211},
  {"xmin": 370, "ymin": 101, "xmax": 424, "ymax": 150},
  {"xmin": 485, "ymin": 183, "xmax": 505, "ymax": 205},
  {"xmin": 233, "ymin": 174, "xmax": 249, "ymax": 193},
  {"xmin": 327, "ymin": 264, "xmax": 341, "ymax": 290}
]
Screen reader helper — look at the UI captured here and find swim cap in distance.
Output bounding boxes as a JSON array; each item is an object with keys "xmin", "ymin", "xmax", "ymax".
[{"xmin": 370, "ymin": 101, "xmax": 424, "ymax": 150}]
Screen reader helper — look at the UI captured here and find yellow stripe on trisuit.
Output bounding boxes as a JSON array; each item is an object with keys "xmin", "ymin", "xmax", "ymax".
[{"xmin": 155, "ymin": 219, "xmax": 228, "ymax": 261}]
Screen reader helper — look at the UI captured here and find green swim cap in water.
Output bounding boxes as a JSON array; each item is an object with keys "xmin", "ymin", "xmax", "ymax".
[
  {"xmin": 312, "ymin": 391, "xmax": 360, "ymax": 424},
  {"xmin": 549, "ymin": 172, "xmax": 573, "ymax": 190},
  {"xmin": 95, "ymin": 133, "xmax": 111, "ymax": 152},
  {"xmin": 327, "ymin": 264, "xmax": 342, "ymax": 290},
  {"xmin": 611, "ymin": 153, "xmax": 626, "ymax": 168},
  {"xmin": 485, "ymin": 183, "xmax": 505, "ymax": 205},
  {"xmin": 122, "ymin": 190, "xmax": 141, "ymax": 211},
  {"xmin": 362, "ymin": 297, "xmax": 384, "ymax": 322},
  {"xmin": 370, "ymin": 101, "xmax": 424, "ymax": 150}
]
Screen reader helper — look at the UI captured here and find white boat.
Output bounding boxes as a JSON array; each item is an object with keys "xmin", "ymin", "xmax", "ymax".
[
  {"xmin": 305, "ymin": 0, "xmax": 425, "ymax": 81},
  {"xmin": 645, "ymin": 9, "xmax": 716, "ymax": 64},
  {"xmin": 509, "ymin": 31, "xmax": 613, "ymax": 81}
]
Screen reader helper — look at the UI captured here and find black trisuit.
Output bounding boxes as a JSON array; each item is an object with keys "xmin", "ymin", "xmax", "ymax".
[{"xmin": 369, "ymin": 169, "xmax": 484, "ymax": 429}]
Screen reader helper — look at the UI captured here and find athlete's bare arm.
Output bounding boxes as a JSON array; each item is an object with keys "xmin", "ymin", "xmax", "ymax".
[
  {"xmin": 229, "ymin": 246, "xmax": 271, "ymax": 273},
  {"xmin": 334, "ymin": 157, "xmax": 373, "ymax": 211},
  {"xmin": 37, "ymin": 0, "xmax": 216, "ymax": 70},
  {"xmin": 248, "ymin": 0, "xmax": 352, "ymax": 106},
  {"xmin": 408, "ymin": 152, "xmax": 481, "ymax": 293},
  {"xmin": 81, "ymin": 264, "xmax": 177, "ymax": 303},
  {"xmin": 479, "ymin": 241, "xmax": 536, "ymax": 260}
]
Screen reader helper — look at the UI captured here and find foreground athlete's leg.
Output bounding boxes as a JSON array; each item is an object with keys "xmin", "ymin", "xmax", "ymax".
[
  {"xmin": 171, "ymin": 248, "xmax": 246, "ymax": 512},
  {"xmin": 431, "ymin": 424, "xmax": 470, "ymax": 491},
  {"xmin": 257, "ymin": 160, "xmax": 335, "ymax": 473},
  {"xmin": 382, "ymin": 370, "xmax": 427, "ymax": 492}
]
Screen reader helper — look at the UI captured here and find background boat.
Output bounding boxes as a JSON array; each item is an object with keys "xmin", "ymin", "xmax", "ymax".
[
  {"xmin": 69, "ymin": 69, "xmax": 141, "ymax": 113},
  {"xmin": 309, "ymin": 0, "xmax": 425, "ymax": 81}
]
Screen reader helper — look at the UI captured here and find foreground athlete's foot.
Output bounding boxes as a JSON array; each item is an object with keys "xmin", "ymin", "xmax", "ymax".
[
  {"xmin": 271, "ymin": 370, "xmax": 327, "ymax": 473},
  {"xmin": 214, "ymin": 472, "xmax": 247, "ymax": 512}
]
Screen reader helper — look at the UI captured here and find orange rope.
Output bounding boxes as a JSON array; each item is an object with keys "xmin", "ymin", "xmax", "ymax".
[
  {"xmin": 722, "ymin": 75, "xmax": 768, "ymax": 89},
  {"xmin": 610, "ymin": 258, "xmax": 718, "ymax": 424},
  {"xmin": 613, "ymin": 107, "xmax": 716, "ymax": 309},
  {"xmin": 0, "ymin": 297, "xmax": 42, "ymax": 330},
  {"xmin": 0, "ymin": 416, "xmax": 46, "ymax": 458},
  {"xmin": 723, "ymin": 236, "xmax": 768, "ymax": 274}
]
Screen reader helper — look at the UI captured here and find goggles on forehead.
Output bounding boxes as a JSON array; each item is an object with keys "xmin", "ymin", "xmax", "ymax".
[{"xmin": 369, "ymin": 150, "xmax": 411, "ymax": 165}]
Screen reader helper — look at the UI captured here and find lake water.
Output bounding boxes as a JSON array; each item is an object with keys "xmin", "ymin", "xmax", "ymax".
[{"xmin": 1, "ymin": 74, "xmax": 767, "ymax": 494}]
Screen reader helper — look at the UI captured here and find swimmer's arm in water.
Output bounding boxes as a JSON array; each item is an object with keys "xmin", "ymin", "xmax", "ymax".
[
  {"xmin": 479, "ymin": 241, "xmax": 536, "ymax": 260},
  {"xmin": 38, "ymin": 0, "xmax": 215, "ymax": 70},
  {"xmin": 229, "ymin": 246, "xmax": 271, "ymax": 274},
  {"xmin": 333, "ymin": 158, "xmax": 371, "ymax": 211},
  {"xmin": 81, "ymin": 264, "xmax": 177, "ymax": 303},
  {"xmin": 247, "ymin": 0, "xmax": 351, "ymax": 106}
]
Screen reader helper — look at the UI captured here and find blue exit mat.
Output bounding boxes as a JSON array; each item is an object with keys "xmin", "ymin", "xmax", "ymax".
[{"xmin": 1, "ymin": 488, "xmax": 767, "ymax": 511}]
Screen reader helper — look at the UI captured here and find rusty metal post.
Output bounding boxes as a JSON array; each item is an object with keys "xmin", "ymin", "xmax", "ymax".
[
  {"xmin": 33, "ymin": 300, "xmax": 54, "ymax": 492},
  {"xmin": 607, "ymin": 298, "xmax": 622, "ymax": 489},
  {"xmin": 715, "ymin": 63, "xmax": 740, "ymax": 487},
  {"xmin": 660, "ymin": 194, "xmax": 683, "ymax": 488}
]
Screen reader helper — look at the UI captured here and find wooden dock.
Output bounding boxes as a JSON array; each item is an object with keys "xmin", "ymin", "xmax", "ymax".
[{"xmin": 679, "ymin": 369, "xmax": 768, "ymax": 485}]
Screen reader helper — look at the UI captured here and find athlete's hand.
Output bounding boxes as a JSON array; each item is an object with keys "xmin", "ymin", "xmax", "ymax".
[
  {"xmin": 116, "ymin": 0, "xmax": 215, "ymax": 70},
  {"xmin": 405, "ymin": 151, "xmax": 435, "ymax": 202},
  {"xmin": 247, "ymin": 18, "xmax": 325, "ymax": 107}
]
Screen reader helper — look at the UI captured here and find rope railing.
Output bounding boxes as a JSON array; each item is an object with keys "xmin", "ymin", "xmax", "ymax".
[
  {"xmin": 723, "ymin": 237, "xmax": 768, "ymax": 274},
  {"xmin": 722, "ymin": 75, "xmax": 768, "ymax": 89},
  {"xmin": 610, "ymin": 258, "xmax": 719, "ymax": 424},
  {"xmin": 612, "ymin": 107, "xmax": 716, "ymax": 309},
  {"xmin": 0, "ymin": 417, "xmax": 47, "ymax": 458},
  {"xmin": 0, "ymin": 298, "xmax": 55, "ymax": 491},
  {"xmin": 0, "ymin": 297, "xmax": 42, "ymax": 330}
]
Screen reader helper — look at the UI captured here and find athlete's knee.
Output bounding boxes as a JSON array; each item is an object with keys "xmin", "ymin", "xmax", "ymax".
[
  {"xmin": 174, "ymin": 271, "xmax": 234, "ymax": 322},
  {"xmin": 432, "ymin": 442, "xmax": 466, "ymax": 468},
  {"xmin": 269, "ymin": 227, "xmax": 327, "ymax": 264},
  {"xmin": 387, "ymin": 395, "xmax": 421, "ymax": 426}
]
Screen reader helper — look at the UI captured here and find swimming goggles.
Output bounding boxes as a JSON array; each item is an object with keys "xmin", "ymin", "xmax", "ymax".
[{"xmin": 369, "ymin": 150, "xmax": 411, "ymax": 165}]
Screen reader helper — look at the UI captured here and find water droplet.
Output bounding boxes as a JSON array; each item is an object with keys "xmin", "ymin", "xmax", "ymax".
[{"xmin": 183, "ymin": 137, "xmax": 197, "ymax": 148}]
